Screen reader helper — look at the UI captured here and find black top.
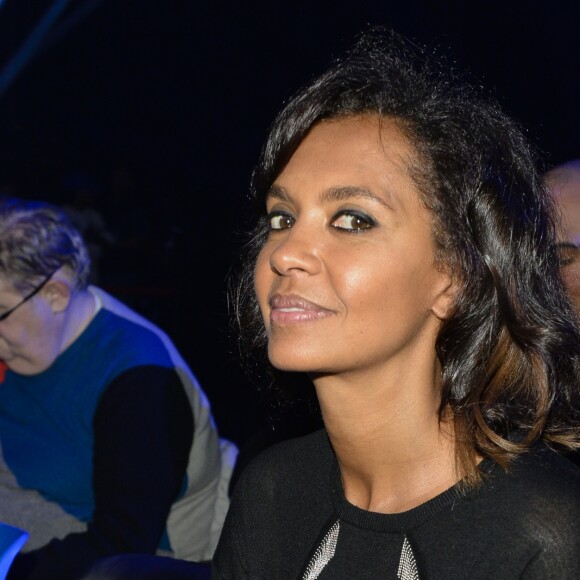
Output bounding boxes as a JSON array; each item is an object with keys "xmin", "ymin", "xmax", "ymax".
[{"xmin": 213, "ymin": 429, "xmax": 580, "ymax": 579}]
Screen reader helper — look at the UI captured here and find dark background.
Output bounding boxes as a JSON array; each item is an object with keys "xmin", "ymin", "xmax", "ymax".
[{"xmin": 0, "ymin": 0, "xmax": 578, "ymax": 446}]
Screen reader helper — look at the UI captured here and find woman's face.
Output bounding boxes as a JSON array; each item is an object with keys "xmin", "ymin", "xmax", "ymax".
[{"xmin": 254, "ymin": 116, "xmax": 453, "ymax": 379}]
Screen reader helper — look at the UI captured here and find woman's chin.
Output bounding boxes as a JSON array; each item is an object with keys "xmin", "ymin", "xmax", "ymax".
[{"xmin": 267, "ymin": 349, "xmax": 327, "ymax": 374}]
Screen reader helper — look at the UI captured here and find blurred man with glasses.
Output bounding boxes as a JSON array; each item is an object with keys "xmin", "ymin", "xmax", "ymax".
[
  {"xmin": 546, "ymin": 159, "xmax": 580, "ymax": 313},
  {"xmin": 546, "ymin": 159, "xmax": 580, "ymax": 470},
  {"xmin": 0, "ymin": 199, "xmax": 235, "ymax": 579}
]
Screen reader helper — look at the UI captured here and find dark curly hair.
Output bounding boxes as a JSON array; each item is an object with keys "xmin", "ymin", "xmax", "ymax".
[{"xmin": 231, "ymin": 30, "xmax": 580, "ymax": 484}]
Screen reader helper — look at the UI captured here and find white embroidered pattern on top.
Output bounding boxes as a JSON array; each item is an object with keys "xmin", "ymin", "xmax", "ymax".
[
  {"xmin": 397, "ymin": 536, "xmax": 420, "ymax": 580},
  {"xmin": 302, "ymin": 520, "xmax": 340, "ymax": 580}
]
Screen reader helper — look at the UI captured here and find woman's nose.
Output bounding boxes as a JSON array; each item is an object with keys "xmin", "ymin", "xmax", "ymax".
[{"xmin": 268, "ymin": 223, "xmax": 322, "ymax": 277}]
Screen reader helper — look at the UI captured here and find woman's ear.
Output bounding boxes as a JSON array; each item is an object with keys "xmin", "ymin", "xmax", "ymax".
[
  {"xmin": 43, "ymin": 280, "xmax": 72, "ymax": 314},
  {"xmin": 431, "ymin": 274, "xmax": 458, "ymax": 321}
]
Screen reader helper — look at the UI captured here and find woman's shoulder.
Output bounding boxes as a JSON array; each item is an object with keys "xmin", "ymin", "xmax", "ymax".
[
  {"xmin": 220, "ymin": 428, "xmax": 334, "ymax": 551},
  {"xmin": 213, "ymin": 429, "xmax": 336, "ymax": 578},
  {"xmin": 244, "ymin": 428, "xmax": 331, "ymax": 477},
  {"xmin": 503, "ymin": 442, "xmax": 580, "ymax": 499},
  {"xmin": 505, "ymin": 445, "xmax": 579, "ymax": 575},
  {"xmin": 478, "ymin": 442, "xmax": 579, "ymax": 516},
  {"xmin": 231, "ymin": 428, "xmax": 333, "ymax": 501},
  {"xmin": 476, "ymin": 443, "xmax": 580, "ymax": 564}
]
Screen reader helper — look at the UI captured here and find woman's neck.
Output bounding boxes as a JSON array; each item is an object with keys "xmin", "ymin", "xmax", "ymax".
[{"xmin": 313, "ymin": 365, "xmax": 458, "ymax": 514}]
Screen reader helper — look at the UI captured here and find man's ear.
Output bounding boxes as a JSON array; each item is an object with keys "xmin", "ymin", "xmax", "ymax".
[{"xmin": 43, "ymin": 280, "xmax": 72, "ymax": 314}]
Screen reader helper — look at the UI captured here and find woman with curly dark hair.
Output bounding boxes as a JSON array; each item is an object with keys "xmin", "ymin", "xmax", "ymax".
[{"xmin": 213, "ymin": 31, "xmax": 580, "ymax": 579}]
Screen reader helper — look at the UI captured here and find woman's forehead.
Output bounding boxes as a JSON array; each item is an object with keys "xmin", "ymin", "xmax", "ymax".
[{"xmin": 270, "ymin": 116, "xmax": 421, "ymax": 212}]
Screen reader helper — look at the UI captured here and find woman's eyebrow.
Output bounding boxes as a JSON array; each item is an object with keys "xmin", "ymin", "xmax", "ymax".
[
  {"xmin": 267, "ymin": 184, "xmax": 394, "ymax": 210},
  {"xmin": 320, "ymin": 186, "xmax": 393, "ymax": 210},
  {"xmin": 266, "ymin": 184, "xmax": 289, "ymax": 201}
]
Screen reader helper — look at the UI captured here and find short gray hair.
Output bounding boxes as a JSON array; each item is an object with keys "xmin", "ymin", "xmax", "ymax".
[{"xmin": 0, "ymin": 199, "xmax": 90, "ymax": 292}]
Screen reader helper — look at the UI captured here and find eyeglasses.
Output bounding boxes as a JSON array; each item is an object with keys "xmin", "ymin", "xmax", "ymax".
[{"xmin": 0, "ymin": 271, "xmax": 55, "ymax": 322}]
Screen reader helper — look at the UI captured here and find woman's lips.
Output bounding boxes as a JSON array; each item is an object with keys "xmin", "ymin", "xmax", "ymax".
[{"xmin": 269, "ymin": 294, "xmax": 334, "ymax": 324}]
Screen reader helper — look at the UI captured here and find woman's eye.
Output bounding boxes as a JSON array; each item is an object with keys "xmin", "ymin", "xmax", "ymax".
[
  {"xmin": 331, "ymin": 212, "xmax": 375, "ymax": 232},
  {"xmin": 268, "ymin": 212, "xmax": 295, "ymax": 230}
]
